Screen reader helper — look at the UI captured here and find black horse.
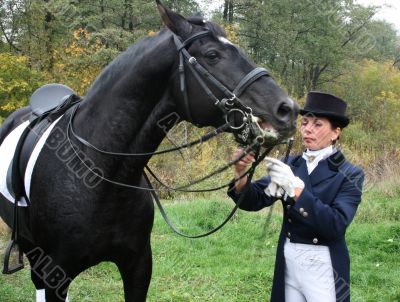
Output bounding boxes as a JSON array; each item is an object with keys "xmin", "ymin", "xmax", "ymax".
[{"xmin": 0, "ymin": 2, "xmax": 298, "ymax": 301}]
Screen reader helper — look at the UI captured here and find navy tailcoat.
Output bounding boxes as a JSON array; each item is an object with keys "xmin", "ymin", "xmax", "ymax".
[{"xmin": 228, "ymin": 151, "xmax": 364, "ymax": 302}]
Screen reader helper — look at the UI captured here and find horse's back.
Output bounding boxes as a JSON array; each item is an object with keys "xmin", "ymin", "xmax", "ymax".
[{"xmin": 0, "ymin": 106, "xmax": 31, "ymax": 146}]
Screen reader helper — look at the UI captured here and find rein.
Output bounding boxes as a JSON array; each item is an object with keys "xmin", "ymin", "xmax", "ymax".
[
  {"xmin": 67, "ymin": 115, "xmax": 261, "ymax": 193},
  {"xmin": 144, "ymin": 146, "xmax": 275, "ymax": 238},
  {"xmin": 69, "ymin": 104, "xmax": 231, "ymax": 157}
]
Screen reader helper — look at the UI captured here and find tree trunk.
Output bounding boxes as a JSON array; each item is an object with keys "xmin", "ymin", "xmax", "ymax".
[
  {"xmin": 121, "ymin": 0, "xmax": 130, "ymax": 29},
  {"xmin": 43, "ymin": 0, "xmax": 54, "ymax": 71},
  {"xmin": 223, "ymin": 0, "xmax": 234, "ymax": 23},
  {"xmin": 100, "ymin": 0, "xmax": 106, "ymax": 29}
]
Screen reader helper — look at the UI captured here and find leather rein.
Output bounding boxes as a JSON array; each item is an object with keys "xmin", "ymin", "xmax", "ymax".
[{"xmin": 67, "ymin": 30, "xmax": 290, "ymax": 238}]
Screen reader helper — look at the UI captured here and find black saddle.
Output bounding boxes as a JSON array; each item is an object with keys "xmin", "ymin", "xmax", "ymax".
[
  {"xmin": 3, "ymin": 83, "xmax": 81, "ymax": 274},
  {"xmin": 30, "ymin": 83, "xmax": 77, "ymax": 119}
]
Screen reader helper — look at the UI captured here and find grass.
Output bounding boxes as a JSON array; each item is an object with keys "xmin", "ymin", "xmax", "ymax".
[
  {"xmin": 0, "ymin": 186, "xmax": 399, "ymax": 301},
  {"xmin": 0, "ymin": 221, "xmax": 9, "ymax": 237}
]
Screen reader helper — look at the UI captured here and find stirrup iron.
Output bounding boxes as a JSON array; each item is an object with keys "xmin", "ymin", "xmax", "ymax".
[{"xmin": 2, "ymin": 239, "xmax": 24, "ymax": 274}]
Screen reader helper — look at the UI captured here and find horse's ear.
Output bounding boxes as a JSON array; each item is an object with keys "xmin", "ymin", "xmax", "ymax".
[{"xmin": 156, "ymin": 0, "xmax": 192, "ymax": 38}]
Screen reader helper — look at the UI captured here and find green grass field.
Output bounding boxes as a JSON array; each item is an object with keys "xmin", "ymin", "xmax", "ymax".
[{"xmin": 0, "ymin": 185, "xmax": 399, "ymax": 301}]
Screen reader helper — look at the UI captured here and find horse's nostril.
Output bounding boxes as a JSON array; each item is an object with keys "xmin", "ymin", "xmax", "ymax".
[{"xmin": 277, "ymin": 103, "xmax": 292, "ymax": 119}]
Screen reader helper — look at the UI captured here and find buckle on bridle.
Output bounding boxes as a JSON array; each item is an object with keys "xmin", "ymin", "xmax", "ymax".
[{"xmin": 218, "ymin": 95, "xmax": 236, "ymax": 108}]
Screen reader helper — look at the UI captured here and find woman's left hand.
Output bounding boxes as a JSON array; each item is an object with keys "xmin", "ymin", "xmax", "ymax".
[{"xmin": 265, "ymin": 157, "xmax": 305, "ymax": 199}]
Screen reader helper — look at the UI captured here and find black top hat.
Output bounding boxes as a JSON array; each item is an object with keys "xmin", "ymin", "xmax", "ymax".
[{"xmin": 300, "ymin": 91, "xmax": 350, "ymax": 128}]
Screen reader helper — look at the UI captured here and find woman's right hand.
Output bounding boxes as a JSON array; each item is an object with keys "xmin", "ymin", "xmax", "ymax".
[
  {"xmin": 233, "ymin": 148, "xmax": 256, "ymax": 175},
  {"xmin": 232, "ymin": 148, "xmax": 255, "ymax": 193}
]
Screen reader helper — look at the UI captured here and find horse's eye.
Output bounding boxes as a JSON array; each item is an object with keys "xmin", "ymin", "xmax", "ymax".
[{"xmin": 205, "ymin": 50, "xmax": 219, "ymax": 62}]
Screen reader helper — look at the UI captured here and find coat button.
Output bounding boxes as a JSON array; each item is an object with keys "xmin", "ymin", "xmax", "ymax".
[
  {"xmin": 286, "ymin": 205, "xmax": 291, "ymax": 210},
  {"xmin": 288, "ymin": 232, "xmax": 291, "ymax": 238},
  {"xmin": 288, "ymin": 218, "xmax": 292, "ymax": 223},
  {"xmin": 302, "ymin": 211, "xmax": 308, "ymax": 218},
  {"xmin": 313, "ymin": 238, "xmax": 318, "ymax": 244},
  {"xmin": 299, "ymin": 208, "xmax": 304, "ymax": 214}
]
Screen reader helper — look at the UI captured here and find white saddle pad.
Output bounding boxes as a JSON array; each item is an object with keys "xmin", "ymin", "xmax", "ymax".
[{"xmin": 0, "ymin": 116, "xmax": 62, "ymax": 206}]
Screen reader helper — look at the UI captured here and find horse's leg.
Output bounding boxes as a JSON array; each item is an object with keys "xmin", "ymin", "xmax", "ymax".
[
  {"xmin": 28, "ymin": 254, "xmax": 47, "ymax": 302},
  {"xmin": 20, "ymin": 239, "xmax": 72, "ymax": 302},
  {"xmin": 41, "ymin": 262, "xmax": 72, "ymax": 302},
  {"xmin": 18, "ymin": 238, "xmax": 48, "ymax": 302},
  {"xmin": 116, "ymin": 242, "xmax": 153, "ymax": 302},
  {"xmin": 28, "ymin": 256, "xmax": 72, "ymax": 302}
]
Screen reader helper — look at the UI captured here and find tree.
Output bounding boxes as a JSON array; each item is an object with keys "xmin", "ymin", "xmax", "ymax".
[
  {"xmin": 0, "ymin": 52, "xmax": 43, "ymax": 117},
  {"xmin": 392, "ymin": 37, "xmax": 400, "ymax": 68},
  {"xmin": 0, "ymin": 0, "xmax": 24, "ymax": 52},
  {"xmin": 326, "ymin": 60, "xmax": 400, "ymax": 149},
  {"xmin": 223, "ymin": 0, "xmax": 234, "ymax": 23},
  {"xmin": 229, "ymin": 0, "xmax": 380, "ymax": 97}
]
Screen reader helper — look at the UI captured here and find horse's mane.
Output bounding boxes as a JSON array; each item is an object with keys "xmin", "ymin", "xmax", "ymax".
[{"xmin": 85, "ymin": 15, "xmax": 227, "ymax": 101}]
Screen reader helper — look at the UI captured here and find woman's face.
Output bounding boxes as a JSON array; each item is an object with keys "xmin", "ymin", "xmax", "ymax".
[{"xmin": 300, "ymin": 116, "xmax": 341, "ymax": 150}]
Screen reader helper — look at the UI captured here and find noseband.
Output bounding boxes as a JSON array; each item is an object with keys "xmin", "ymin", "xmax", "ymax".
[{"xmin": 174, "ymin": 31, "xmax": 278, "ymax": 147}]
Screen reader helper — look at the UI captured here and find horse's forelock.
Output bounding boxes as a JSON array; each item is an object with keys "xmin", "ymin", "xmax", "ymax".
[
  {"xmin": 205, "ymin": 22, "xmax": 226, "ymax": 37},
  {"xmin": 187, "ymin": 14, "xmax": 226, "ymax": 38}
]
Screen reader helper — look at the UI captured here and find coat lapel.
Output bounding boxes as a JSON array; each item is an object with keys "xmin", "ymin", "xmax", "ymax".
[
  {"xmin": 309, "ymin": 160, "xmax": 336, "ymax": 186},
  {"xmin": 291, "ymin": 156, "xmax": 312, "ymax": 191}
]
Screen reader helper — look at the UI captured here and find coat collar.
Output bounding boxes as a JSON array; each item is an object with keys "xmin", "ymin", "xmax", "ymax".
[
  {"xmin": 326, "ymin": 150, "xmax": 346, "ymax": 171},
  {"xmin": 291, "ymin": 150, "xmax": 346, "ymax": 187},
  {"xmin": 292, "ymin": 150, "xmax": 345, "ymax": 170}
]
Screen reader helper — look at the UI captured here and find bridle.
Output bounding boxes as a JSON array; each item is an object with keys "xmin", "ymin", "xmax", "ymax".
[
  {"xmin": 173, "ymin": 30, "xmax": 279, "ymax": 147},
  {"xmin": 67, "ymin": 29, "xmax": 292, "ymax": 238}
]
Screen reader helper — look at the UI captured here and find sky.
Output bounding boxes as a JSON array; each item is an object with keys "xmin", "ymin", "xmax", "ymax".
[{"xmin": 356, "ymin": 0, "xmax": 400, "ymax": 32}]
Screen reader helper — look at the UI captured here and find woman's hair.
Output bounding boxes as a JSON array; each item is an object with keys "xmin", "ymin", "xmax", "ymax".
[
  {"xmin": 327, "ymin": 117, "xmax": 343, "ymax": 144},
  {"xmin": 329, "ymin": 119, "xmax": 343, "ymax": 130}
]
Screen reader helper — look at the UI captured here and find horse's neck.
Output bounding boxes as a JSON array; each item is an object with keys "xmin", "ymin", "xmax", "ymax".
[{"xmin": 73, "ymin": 33, "xmax": 178, "ymax": 177}]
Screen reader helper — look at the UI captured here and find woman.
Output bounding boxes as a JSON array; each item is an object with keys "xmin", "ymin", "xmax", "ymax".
[{"xmin": 228, "ymin": 91, "xmax": 364, "ymax": 302}]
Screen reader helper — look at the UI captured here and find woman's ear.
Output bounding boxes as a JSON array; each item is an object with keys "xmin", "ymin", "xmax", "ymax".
[{"xmin": 332, "ymin": 127, "xmax": 342, "ymax": 142}]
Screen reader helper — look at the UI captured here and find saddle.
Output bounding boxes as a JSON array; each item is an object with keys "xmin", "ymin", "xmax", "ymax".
[{"xmin": 3, "ymin": 84, "xmax": 81, "ymax": 274}]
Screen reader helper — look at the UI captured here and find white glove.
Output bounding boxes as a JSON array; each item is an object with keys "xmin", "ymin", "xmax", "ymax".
[
  {"xmin": 264, "ymin": 181, "xmax": 285, "ymax": 198},
  {"xmin": 265, "ymin": 157, "xmax": 304, "ymax": 198}
]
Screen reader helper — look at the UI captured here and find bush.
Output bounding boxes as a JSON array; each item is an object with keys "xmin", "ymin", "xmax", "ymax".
[
  {"xmin": 0, "ymin": 53, "xmax": 43, "ymax": 118},
  {"xmin": 327, "ymin": 60, "xmax": 400, "ymax": 150}
]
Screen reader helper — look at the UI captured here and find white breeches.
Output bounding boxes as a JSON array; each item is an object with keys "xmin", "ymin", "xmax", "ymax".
[{"xmin": 284, "ymin": 238, "xmax": 336, "ymax": 302}]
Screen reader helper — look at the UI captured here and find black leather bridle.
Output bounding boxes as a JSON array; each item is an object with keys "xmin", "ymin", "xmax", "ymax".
[{"xmin": 173, "ymin": 30, "xmax": 278, "ymax": 147}]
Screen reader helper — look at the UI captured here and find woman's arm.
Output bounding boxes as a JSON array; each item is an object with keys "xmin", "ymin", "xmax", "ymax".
[{"xmin": 228, "ymin": 176, "xmax": 276, "ymax": 211}]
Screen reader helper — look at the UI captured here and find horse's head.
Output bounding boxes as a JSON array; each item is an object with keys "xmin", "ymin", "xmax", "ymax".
[{"xmin": 157, "ymin": 1, "xmax": 298, "ymax": 147}]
